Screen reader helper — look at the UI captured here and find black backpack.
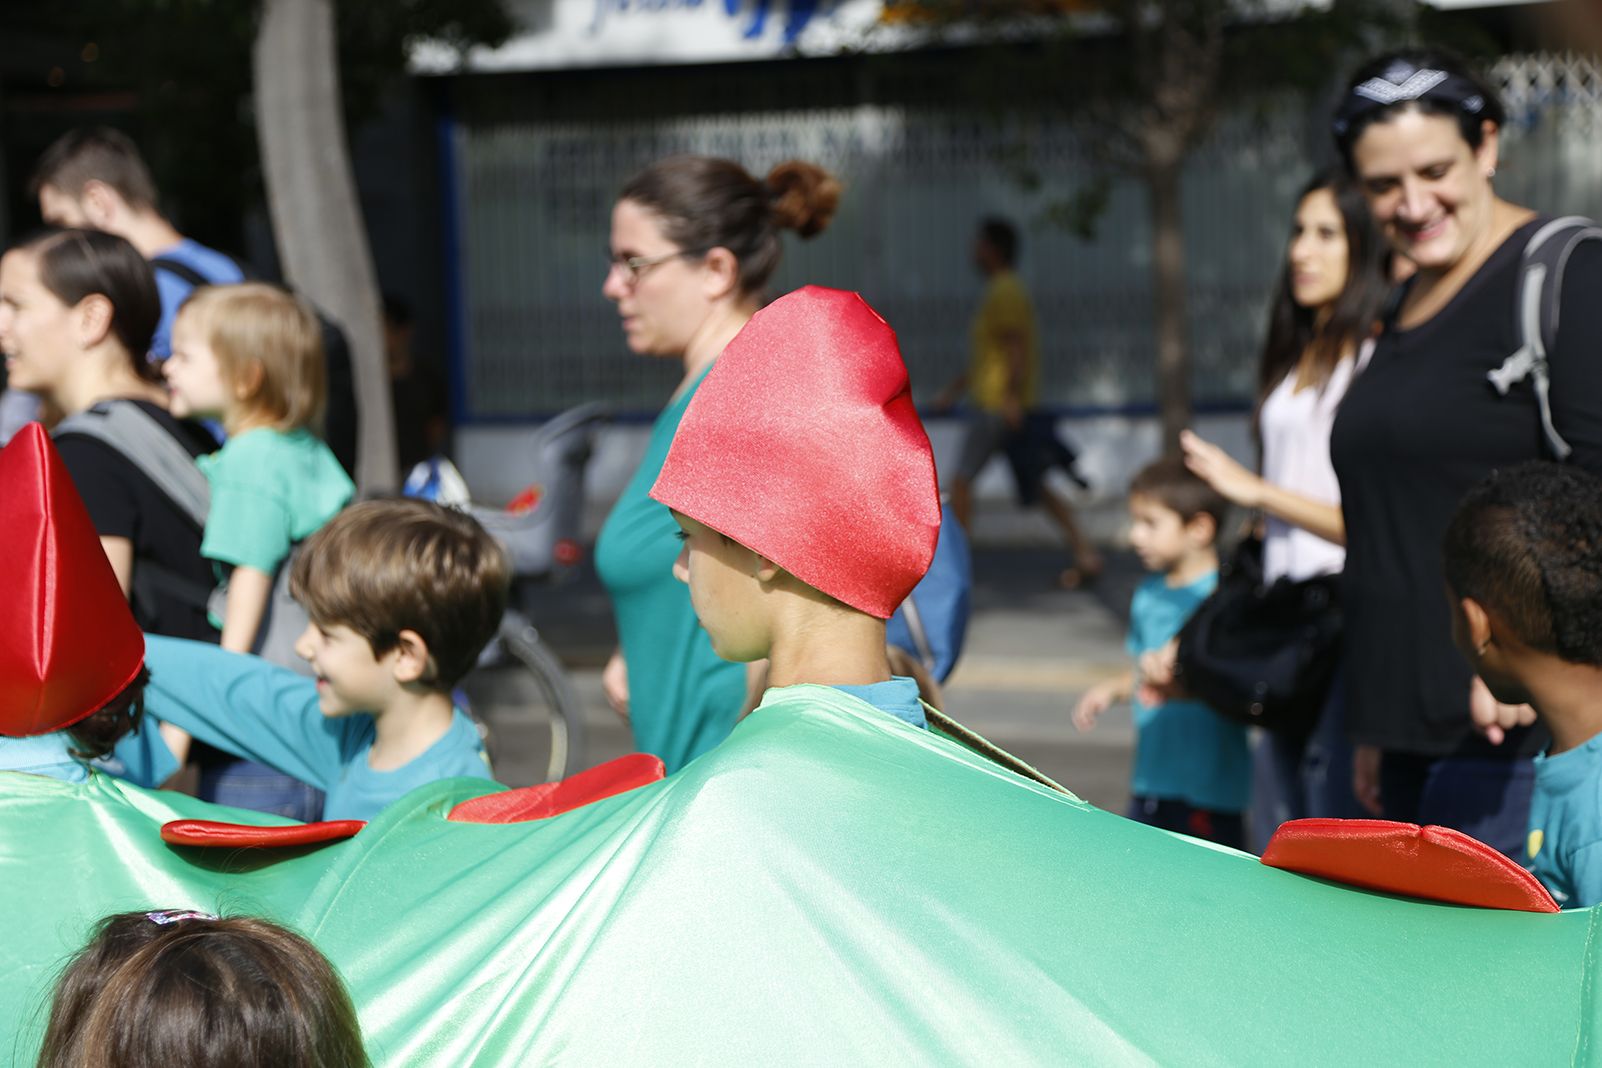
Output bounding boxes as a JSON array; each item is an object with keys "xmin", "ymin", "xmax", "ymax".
[{"xmin": 151, "ymin": 254, "xmax": 359, "ymax": 478}]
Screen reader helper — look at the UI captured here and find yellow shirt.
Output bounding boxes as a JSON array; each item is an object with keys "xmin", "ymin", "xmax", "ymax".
[{"xmin": 968, "ymin": 271, "xmax": 1039, "ymax": 412}]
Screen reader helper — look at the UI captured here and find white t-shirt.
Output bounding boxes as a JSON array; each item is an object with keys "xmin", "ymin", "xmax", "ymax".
[{"xmin": 1259, "ymin": 350, "xmax": 1362, "ymax": 583}]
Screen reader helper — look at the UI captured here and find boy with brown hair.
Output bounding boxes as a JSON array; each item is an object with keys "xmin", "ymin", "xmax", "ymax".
[
  {"xmin": 1074, "ymin": 457, "xmax": 1249, "ymax": 847},
  {"xmin": 141, "ymin": 498, "xmax": 510, "ymax": 820}
]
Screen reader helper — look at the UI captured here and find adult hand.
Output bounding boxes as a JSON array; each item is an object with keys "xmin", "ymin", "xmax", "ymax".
[
  {"xmin": 602, "ymin": 648, "xmax": 630, "ymax": 722},
  {"xmin": 1135, "ymin": 639, "xmax": 1186, "ymax": 704},
  {"xmin": 1352, "ymin": 744, "xmax": 1383, "ymax": 816},
  {"xmin": 1469, "ymin": 674, "xmax": 1536, "ymax": 745},
  {"xmin": 1180, "ymin": 429, "xmax": 1263, "ymax": 509}
]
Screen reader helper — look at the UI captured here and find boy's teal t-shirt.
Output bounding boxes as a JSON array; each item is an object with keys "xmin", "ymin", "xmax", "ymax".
[
  {"xmin": 1126, "ymin": 572, "xmax": 1249, "ymax": 813},
  {"xmin": 594, "ymin": 369, "xmax": 746, "ymax": 774},
  {"xmin": 198, "ymin": 427, "xmax": 354, "ymax": 576},
  {"xmin": 832, "ymin": 677, "xmax": 928, "ymax": 730},
  {"xmin": 1528, "ymin": 734, "xmax": 1602, "ymax": 908},
  {"xmin": 142, "ymin": 635, "xmax": 494, "ymax": 821},
  {"xmin": 0, "ymin": 734, "xmax": 86, "ymax": 782}
]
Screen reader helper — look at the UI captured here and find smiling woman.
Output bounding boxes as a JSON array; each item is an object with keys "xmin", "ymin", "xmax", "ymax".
[{"xmin": 1328, "ymin": 48, "xmax": 1602, "ymax": 858}]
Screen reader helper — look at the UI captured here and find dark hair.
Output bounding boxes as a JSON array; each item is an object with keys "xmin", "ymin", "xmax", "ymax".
[
  {"xmin": 29, "ymin": 127, "xmax": 159, "ymax": 211},
  {"xmin": 978, "ymin": 216, "xmax": 1019, "ymax": 267},
  {"xmin": 11, "ymin": 229, "xmax": 161, "ymax": 378},
  {"xmin": 290, "ymin": 498, "xmax": 510, "ymax": 688},
  {"xmin": 1333, "ymin": 48, "xmax": 1506, "ymax": 171},
  {"xmin": 619, "ymin": 156, "xmax": 840, "ymax": 296},
  {"xmin": 1258, "ymin": 169, "xmax": 1390, "ymax": 400},
  {"xmin": 66, "ymin": 666, "xmax": 148, "ymax": 762},
  {"xmin": 36, "ymin": 911, "xmax": 368, "ymax": 1068},
  {"xmin": 1443, "ymin": 463, "xmax": 1602, "ymax": 667},
  {"xmin": 1130, "ymin": 455, "xmax": 1229, "ymax": 531}
]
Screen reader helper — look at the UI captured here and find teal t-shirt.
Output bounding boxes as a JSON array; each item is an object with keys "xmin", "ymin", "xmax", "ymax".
[
  {"xmin": 0, "ymin": 734, "xmax": 86, "ymax": 783},
  {"xmin": 1127, "ymin": 572, "xmax": 1249, "ymax": 813},
  {"xmin": 594, "ymin": 370, "xmax": 745, "ymax": 773},
  {"xmin": 1528, "ymin": 733, "xmax": 1602, "ymax": 908},
  {"xmin": 832, "ymin": 677, "xmax": 928, "ymax": 730},
  {"xmin": 198, "ymin": 427, "xmax": 354, "ymax": 576},
  {"xmin": 142, "ymin": 635, "xmax": 495, "ymax": 821}
]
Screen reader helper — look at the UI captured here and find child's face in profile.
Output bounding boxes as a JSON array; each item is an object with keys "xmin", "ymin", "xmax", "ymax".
[
  {"xmin": 293, "ymin": 620, "xmax": 397, "ymax": 717},
  {"xmin": 165, "ymin": 311, "xmax": 232, "ymax": 422},
  {"xmin": 1127, "ymin": 493, "xmax": 1204, "ymax": 575},
  {"xmin": 670, "ymin": 511, "xmax": 771, "ymax": 663},
  {"xmin": 1444, "ymin": 581, "xmax": 1530, "ymax": 707}
]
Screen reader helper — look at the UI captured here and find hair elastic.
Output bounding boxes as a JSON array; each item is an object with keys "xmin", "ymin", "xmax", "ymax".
[{"xmin": 145, "ymin": 909, "xmax": 218, "ymax": 926}]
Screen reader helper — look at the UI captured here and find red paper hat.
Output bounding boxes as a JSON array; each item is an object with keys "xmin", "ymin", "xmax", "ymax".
[
  {"xmin": 651, "ymin": 286, "xmax": 939, "ymax": 619},
  {"xmin": 0, "ymin": 423, "xmax": 144, "ymax": 737}
]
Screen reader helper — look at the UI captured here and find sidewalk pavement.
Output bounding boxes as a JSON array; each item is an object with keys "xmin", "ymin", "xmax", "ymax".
[{"xmin": 476, "ymin": 536, "xmax": 1142, "ymax": 815}]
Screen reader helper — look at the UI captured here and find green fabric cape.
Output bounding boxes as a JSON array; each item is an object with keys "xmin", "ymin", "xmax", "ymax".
[{"xmin": 3, "ymin": 685, "xmax": 1595, "ymax": 1064}]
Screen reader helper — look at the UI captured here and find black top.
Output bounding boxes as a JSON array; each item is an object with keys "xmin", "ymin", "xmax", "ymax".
[
  {"xmin": 55, "ymin": 400, "xmax": 220, "ymax": 644},
  {"xmin": 1332, "ymin": 218, "xmax": 1602, "ymax": 758}
]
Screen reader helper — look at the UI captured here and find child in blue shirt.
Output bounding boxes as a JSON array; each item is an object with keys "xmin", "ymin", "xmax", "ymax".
[
  {"xmin": 647, "ymin": 287, "xmax": 943, "ymax": 741},
  {"xmin": 142, "ymin": 498, "xmax": 509, "ymax": 821},
  {"xmin": 1075, "ymin": 457, "xmax": 1249, "ymax": 848},
  {"xmin": 1444, "ymin": 462, "xmax": 1602, "ymax": 908}
]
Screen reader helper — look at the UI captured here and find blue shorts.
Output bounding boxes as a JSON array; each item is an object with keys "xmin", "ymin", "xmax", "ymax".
[{"xmin": 1129, "ymin": 795, "xmax": 1246, "ymax": 850}]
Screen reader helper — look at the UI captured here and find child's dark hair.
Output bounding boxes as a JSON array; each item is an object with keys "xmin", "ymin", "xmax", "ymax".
[
  {"xmin": 978, "ymin": 216, "xmax": 1019, "ymax": 267},
  {"xmin": 65, "ymin": 666, "xmax": 149, "ymax": 762},
  {"xmin": 1443, "ymin": 462, "xmax": 1602, "ymax": 667},
  {"xmin": 1130, "ymin": 455, "xmax": 1229, "ymax": 531},
  {"xmin": 36, "ymin": 910, "xmax": 367, "ymax": 1068},
  {"xmin": 290, "ymin": 499, "xmax": 510, "ymax": 688}
]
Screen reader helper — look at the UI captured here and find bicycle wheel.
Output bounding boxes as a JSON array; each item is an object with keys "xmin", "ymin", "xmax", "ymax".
[{"xmin": 461, "ymin": 614, "xmax": 586, "ymax": 784}]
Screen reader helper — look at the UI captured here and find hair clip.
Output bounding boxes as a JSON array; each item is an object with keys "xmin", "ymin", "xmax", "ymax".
[{"xmin": 145, "ymin": 908, "xmax": 219, "ymax": 926}]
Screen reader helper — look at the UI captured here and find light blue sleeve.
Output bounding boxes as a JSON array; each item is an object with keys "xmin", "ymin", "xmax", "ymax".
[
  {"xmin": 143, "ymin": 634, "xmax": 356, "ymax": 791},
  {"xmin": 1566, "ymin": 841, "xmax": 1602, "ymax": 909},
  {"xmin": 150, "ymin": 271, "xmax": 194, "ymax": 360},
  {"xmin": 93, "ymin": 720, "xmax": 179, "ymax": 788}
]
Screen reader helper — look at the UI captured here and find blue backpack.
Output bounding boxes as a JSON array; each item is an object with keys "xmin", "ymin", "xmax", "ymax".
[{"xmin": 887, "ymin": 507, "xmax": 972, "ymax": 684}]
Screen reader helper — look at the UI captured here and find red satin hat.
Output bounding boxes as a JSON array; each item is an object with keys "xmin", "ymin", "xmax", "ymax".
[
  {"xmin": 651, "ymin": 286, "xmax": 939, "ymax": 619},
  {"xmin": 0, "ymin": 423, "xmax": 144, "ymax": 737}
]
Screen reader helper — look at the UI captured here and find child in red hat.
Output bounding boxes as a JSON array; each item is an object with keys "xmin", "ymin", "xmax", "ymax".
[
  {"xmin": 0, "ymin": 424, "xmax": 165, "ymax": 782},
  {"xmin": 650, "ymin": 286, "xmax": 942, "ymax": 732}
]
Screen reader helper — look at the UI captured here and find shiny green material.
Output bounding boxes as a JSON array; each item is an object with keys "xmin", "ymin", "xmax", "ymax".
[{"xmin": 2, "ymin": 686, "xmax": 1595, "ymax": 1064}]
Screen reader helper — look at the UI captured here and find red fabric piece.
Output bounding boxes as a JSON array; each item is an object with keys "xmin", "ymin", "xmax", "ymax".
[
  {"xmin": 160, "ymin": 819, "xmax": 366, "ymax": 848},
  {"xmin": 650, "ymin": 286, "xmax": 940, "ymax": 619},
  {"xmin": 0, "ymin": 424, "xmax": 144, "ymax": 737},
  {"xmin": 448, "ymin": 753, "xmax": 666, "ymax": 824},
  {"xmin": 1261, "ymin": 817, "xmax": 1559, "ymax": 913}
]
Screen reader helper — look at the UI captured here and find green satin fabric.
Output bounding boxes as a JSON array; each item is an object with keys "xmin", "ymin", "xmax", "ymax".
[{"xmin": 3, "ymin": 686, "xmax": 1596, "ymax": 1064}]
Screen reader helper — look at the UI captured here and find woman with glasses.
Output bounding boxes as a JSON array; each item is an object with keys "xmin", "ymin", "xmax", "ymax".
[
  {"xmin": 1329, "ymin": 48, "xmax": 1602, "ymax": 857},
  {"xmin": 595, "ymin": 155, "xmax": 840, "ymax": 773},
  {"xmin": 0, "ymin": 229, "xmax": 217, "ymax": 647}
]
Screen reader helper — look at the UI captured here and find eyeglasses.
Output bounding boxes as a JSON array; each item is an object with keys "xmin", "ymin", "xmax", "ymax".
[{"xmin": 606, "ymin": 247, "xmax": 708, "ymax": 284}]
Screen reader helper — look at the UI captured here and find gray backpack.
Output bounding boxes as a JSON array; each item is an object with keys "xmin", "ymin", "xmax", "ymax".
[
  {"xmin": 54, "ymin": 401, "xmax": 313, "ymax": 676},
  {"xmin": 1487, "ymin": 215, "xmax": 1602, "ymax": 460}
]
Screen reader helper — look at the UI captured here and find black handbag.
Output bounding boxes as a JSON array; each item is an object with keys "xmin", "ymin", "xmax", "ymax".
[{"xmin": 1174, "ymin": 537, "xmax": 1342, "ymax": 735}]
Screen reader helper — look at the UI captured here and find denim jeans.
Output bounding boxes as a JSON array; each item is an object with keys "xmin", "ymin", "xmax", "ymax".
[{"xmin": 198, "ymin": 758, "xmax": 325, "ymax": 822}]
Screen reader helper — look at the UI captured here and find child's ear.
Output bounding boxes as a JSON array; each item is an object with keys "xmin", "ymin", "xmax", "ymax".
[
  {"xmin": 753, "ymin": 553, "xmax": 782, "ymax": 583},
  {"xmin": 1186, "ymin": 511, "xmax": 1218, "ymax": 546},
  {"xmin": 1460, "ymin": 595, "xmax": 1494, "ymax": 656},
  {"xmin": 390, "ymin": 629, "xmax": 436, "ymax": 685},
  {"xmin": 234, "ymin": 360, "xmax": 265, "ymax": 402}
]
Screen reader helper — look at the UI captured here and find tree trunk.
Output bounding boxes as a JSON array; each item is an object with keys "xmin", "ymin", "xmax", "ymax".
[
  {"xmin": 253, "ymin": 0, "xmax": 396, "ymax": 493},
  {"xmin": 1146, "ymin": 156, "xmax": 1191, "ymax": 454}
]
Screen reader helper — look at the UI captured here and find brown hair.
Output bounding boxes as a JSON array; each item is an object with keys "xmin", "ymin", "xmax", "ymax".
[
  {"xmin": 12, "ymin": 229, "xmax": 161, "ymax": 379},
  {"xmin": 65, "ymin": 666, "xmax": 149, "ymax": 762},
  {"xmin": 1130, "ymin": 456, "xmax": 1230, "ymax": 531},
  {"xmin": 29, "ymin": 127, "xmax": 159, "ymax": 212},
  {"xmin": 289, "ymin": 499, "xmax": 510, "ymax": 688},
  {"xmin": 176, "ymin": 283, "xmax": 325, "ymax": 431},
  {"xmin": 36, "ymin": 911, "xmax": 368, "ymax": 1068},
  {"xmin": 619, "ymin": 156, "xmax": 841, "ymax": 295}
]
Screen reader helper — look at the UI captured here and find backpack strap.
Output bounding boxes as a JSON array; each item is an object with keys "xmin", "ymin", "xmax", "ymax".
[
  {"xmin": 150, "ymin": 252, "xmax": 251, "ymax": 290},
  {"xmin": 54, "ymin": 401, "xmax": 210, "ymax": 530},
  {"xmin": 1487, "ymin": 216, "xmax": 1602, "ymax": 461}
]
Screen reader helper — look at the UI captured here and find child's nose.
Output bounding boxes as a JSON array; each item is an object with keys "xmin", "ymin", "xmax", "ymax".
[{"xmin": 292, "ymin": 623, "xmax": 317, "ymax": 662}]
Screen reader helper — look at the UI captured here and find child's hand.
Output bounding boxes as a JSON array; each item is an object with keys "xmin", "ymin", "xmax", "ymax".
[
  {"xmin": 602, "ymin": 648, "xmax": 630, "ymax": 722},
  {"xmin": 1135, "ymin": 639, "xmax": 1187, "ymax": 704},
  {"xmin": 1073, "ymin": 682, "xmax": 1118, "ymax": 733}
]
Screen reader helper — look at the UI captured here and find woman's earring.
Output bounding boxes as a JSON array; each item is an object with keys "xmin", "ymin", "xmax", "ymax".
[
  {"xmin": 1486, "ymin": 166, "xmax": 1497, "ymax": 179},
  {"xmin": 1476, "ymin": 640, "xmax": 1490, "ymax": 657}
]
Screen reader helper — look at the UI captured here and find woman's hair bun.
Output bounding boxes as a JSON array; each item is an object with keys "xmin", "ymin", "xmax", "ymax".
[{"xmin": 766, "ymin": 161, "xmax": 841, "ymax": 239}]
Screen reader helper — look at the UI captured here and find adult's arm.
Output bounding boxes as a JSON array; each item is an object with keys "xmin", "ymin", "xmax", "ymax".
[
  {"xmin": 1180, "ymin": 430, "xmax": 1344, "ymax": 545},
  {"xmin": 141, "ymin": 634, "xmax": 350, "ymax": 789},
  {"xmin": 99, "ymin": 536, "xmax": 135, "ymax": 597}
]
